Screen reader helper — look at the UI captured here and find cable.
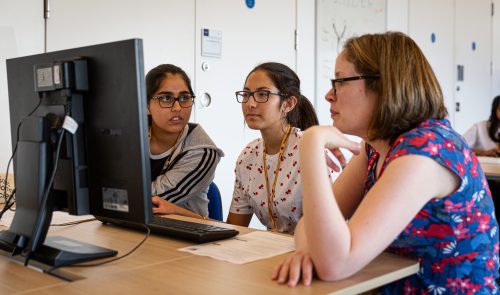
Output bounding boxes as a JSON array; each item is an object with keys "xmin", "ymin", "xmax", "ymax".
[
  {"xmin": 0, "ymin": 189, "xmax": 16, "ymax": 220},
  {"xmin": 50, "ymin": 218, "xmax": 97, "ymax": 227},
  {"xmin": 46, "ymin": 224, "xmax": 151, "ymax": 274}
]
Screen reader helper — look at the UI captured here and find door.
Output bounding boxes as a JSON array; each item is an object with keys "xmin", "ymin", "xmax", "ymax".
[
  {"xmin": 454, "ymin": 0, "xmax": 493, "ymax": 134},
  {"xmin": 408, "ymin": 0, "xmax": 454, "ymax": 125},
  {"xmin": 194, "ymin": 0, "xmax": 297, "ymax": 226}
]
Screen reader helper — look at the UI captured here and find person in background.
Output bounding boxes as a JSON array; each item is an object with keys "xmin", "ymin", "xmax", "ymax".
[
  {"xmin": 463, "ymin": 95, "xmax": 500, "ymax": 157},
  {"xmin": 272, "ymin": 32, "xmax": 499, "ymax": 293},
  {"xmin": 464, "ymin": 95, "xmax": 500, "ymax": 219},
  {"xmin": 147, "ymin": 64, "xmax": 224, "ymax": 219},
  {"xmin": 226, "ymin": 62, "xmax": 335, "ymax": 234}
]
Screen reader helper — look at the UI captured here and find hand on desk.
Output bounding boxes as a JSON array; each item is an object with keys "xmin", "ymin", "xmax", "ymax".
[
  {"xmin": 475, "ymin": 146, "xmax": 500, "ymax": 157},
  {"xmin": 271, "ymin": 219, "xmax": 315, "ymax": 287},
  {"xmin": 483, "ymin": 149, "xmax": 500, "ymax": 157},
  {"xmin": 152, "ymin": 196, "xmax": 205, "ymax": 219},
  {"xmin": 272, "ymin": 249, "xmax": 314, "ymax": 287},
  {"xmin": 152, "ymin": 196, "xmax": 179, "ymax": 215}
]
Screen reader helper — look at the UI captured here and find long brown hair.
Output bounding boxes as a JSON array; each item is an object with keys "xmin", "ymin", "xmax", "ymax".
[{"xmin": 343, "ymin": 32, "xmax": 448, "ymax": 142}]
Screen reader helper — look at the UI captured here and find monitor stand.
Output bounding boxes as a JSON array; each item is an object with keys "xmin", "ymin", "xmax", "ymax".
[{"xmin": 32, "ymin": 236, "xmax": 117, "ymax": 267}]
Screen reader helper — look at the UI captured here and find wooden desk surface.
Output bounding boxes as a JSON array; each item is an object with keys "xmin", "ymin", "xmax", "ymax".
[
  {"xmin": 1, "ymin": 216, "xmax": 418, "ymax": 295},
  {"xmin": 0, "ymin": 258, "xmax": 64, "ymax": 294},
  {"xmin": 478, "ymin": 156, "xmax": 500, "ymax": 180}
]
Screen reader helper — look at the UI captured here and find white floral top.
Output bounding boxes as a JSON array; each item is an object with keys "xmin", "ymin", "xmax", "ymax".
[{"xmin": 230, "ymin": 127, "xmax": 335, "ymax": 234}]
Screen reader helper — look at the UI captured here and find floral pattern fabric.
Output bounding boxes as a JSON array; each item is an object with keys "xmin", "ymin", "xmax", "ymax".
[
  {"xmin": 229, "ymin": 128, "xmax": 304, "ymax": 234},
  {"xmin": 364, "ymin": 119, "xmax": 499, "ymax": 294}
]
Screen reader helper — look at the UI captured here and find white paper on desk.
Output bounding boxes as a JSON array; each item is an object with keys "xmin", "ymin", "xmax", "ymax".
[{"xmin": 178, "ymin": 231, "xmax": 295, "ymax": 264}]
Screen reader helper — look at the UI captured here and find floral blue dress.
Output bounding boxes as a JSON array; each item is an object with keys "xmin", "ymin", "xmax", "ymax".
[{"xmin": 364, "ymin": 119, "xmax": 499, "ymax": 294}]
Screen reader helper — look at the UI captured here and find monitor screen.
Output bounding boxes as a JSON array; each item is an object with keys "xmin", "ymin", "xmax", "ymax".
[{"xmin": 2, "ymin": 39, "xmax": 152, "ymax": 266}]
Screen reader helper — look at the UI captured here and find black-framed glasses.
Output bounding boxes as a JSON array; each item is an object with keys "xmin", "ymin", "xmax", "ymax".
[
  {"xmin": 152, "ymin": 94, "xmax": 195, "ymax": 108},
  {"xmin": 330, "ymin": 76, "xmax": 379, "ymax": 95},
  {"xmin": 235, "ymin": 90, "xmax": 288, "ymax": 103}
]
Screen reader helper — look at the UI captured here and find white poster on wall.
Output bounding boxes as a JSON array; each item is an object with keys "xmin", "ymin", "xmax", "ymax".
[{"xmin": 315, "ymin": 0, "xmax": 387, "ymax": 124}]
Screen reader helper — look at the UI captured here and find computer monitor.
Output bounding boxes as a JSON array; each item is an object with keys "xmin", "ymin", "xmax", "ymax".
[{"xmin": 0, "ymin": 39, "xmax": 152, "ymax": 267}]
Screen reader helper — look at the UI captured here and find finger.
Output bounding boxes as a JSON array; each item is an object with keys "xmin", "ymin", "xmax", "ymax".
[
  {"xmin": 301, "ymin": 255, "xmax": 314, "ymax": 286},
  {"xmin": 325, "ymin": 135, "xmax": 360, "ymax": 155},
  {"xmin": 340, "ymin": 139, "xmax": 361, "ymax": 154},
  {"xmin": 331, "ymin": 148, "xmax": 346, "ymax": 165},
  {"xmin": 152, "ymin": 196, "xmax": 160, "ymax": 205},
  {"xmin": 333, "ymin": 130, "xmax": 361, "ymax": 154},
  {"xmin": 271, "ymin": 262, "xmax": 283, "ymax": 280},
  {"xmin": 325, "ymin": 152, "xmax": 341, "ymax": 172},
  {"xmin": 287, "ymin": 254, "xmax": 303, "ymax": 287},
  {"xmin": 350, "ymin": 143, "xmax": 361, "ymax": 155},
  {"xmin": 277, "ymin": 255, "xmax": 293, "ymax": 284}
]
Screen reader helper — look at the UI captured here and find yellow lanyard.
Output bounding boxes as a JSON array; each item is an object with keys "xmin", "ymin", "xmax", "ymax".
[{"xmin": 263, "ymin": 124, "xmax": 292, "ymax": 231}]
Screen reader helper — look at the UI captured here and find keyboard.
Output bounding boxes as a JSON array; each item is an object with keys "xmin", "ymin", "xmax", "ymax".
[
  {"xmin": 148, "ymin": 216, "xmax": 239, "ymax": 243},
  {"xmin": 98, "ymin": 216, "xmax": 239, "ymax": 243}
]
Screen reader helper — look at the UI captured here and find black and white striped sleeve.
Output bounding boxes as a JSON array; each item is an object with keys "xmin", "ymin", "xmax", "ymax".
[{"xmin": 152, "ymin": 148, "xmax": 219, "ymax": 204}]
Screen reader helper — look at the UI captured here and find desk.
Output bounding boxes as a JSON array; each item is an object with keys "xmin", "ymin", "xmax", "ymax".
[
  {"xmin": 478, "ymin": 156, "xmax": 500, "ymax": 181},
  {"xmin": 1, "ymin": 216, "xmax": 418, "ymax": 295}
]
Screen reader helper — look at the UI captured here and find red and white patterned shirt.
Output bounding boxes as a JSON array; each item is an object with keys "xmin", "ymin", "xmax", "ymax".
[{"xmin": 230, "ymin": 127, "xmax": 335, "ymax": 234}]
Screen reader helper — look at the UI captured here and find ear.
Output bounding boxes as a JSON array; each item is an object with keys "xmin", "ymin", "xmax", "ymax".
[{"xmin": 282, "ymin": 96, "xmax": 298, "ymax": 114}]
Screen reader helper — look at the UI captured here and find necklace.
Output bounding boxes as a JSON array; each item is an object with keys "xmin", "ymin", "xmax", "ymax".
[{"xmin": 262, "ymin": 124, "xmax": 292, "ymax": 231}]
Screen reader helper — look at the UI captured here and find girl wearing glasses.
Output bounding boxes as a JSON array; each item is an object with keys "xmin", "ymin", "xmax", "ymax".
[
  {"xmin": 147, "ymin": 64, "xmax": 223, "ymax": 219},
  {"xmin": 226, "ymin": 62, "xmax": 333, "ymax": 234},
  {"xmin": 273, "ymin": 32, "xmax": 499, "ymax": 293}
]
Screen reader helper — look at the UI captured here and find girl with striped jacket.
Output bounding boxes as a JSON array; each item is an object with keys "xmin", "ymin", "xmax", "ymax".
[{"xmin": 147, "ymin": 64, "xmax": 223, "ymax": 219}]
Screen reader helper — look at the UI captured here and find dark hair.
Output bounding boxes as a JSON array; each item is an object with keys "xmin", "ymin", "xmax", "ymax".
[
  {"xmin": 245, "ymin": 62, "xmax": 318, "ymax": 131},
  {"xmin": 488, "ymin": 95, "xmax": 500, "ymax": 142},
  {"xmin": 343, "ymin": 32, "xmax": 448, "ymax": 143},
  {"xmin": 146, "ymin": 64, "xmax": 194, "ymax": 102},
  {"xmin": 145, "ymin": 64, "xmax": 194, "ymax": 125}
]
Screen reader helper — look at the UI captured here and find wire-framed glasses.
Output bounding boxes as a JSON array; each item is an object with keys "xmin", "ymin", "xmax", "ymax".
[
  {"xmin": 152, "ymin": 94, "xmax": 195, "ymax": 108},
  {"xmin": 235, "ymin": 90, "xmax": 288, "ymax": 103},
  {"xmin": 330, "ymin": 76, "xmax": 379, "ymax": 95}
]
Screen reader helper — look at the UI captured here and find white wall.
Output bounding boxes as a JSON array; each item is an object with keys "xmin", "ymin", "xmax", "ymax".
[
  {"xmin": 296, "ymin": 0, "xmax": 316, "ymax": 102},
  {"xmin": 453, "ymin": 0, "xmax": 493, "ymax": 133},
  {"xmin": 493, "ymin": 0, "xmax": 500, "ymax": 97},
  {"xmin": 408, "ymin": 0, "xmax": 455, "ymax": 125},
  {"xmin": 388, "ymin": 0, "xmax": 494, "ymax": 134},
  {"xmin": 46, "ymin": 0, "xmax": 195, "ymax": 78},
  {"xmin": 0, "ymin": 0, "xmax": 44, "ymax": 172},
  {"xmin": 386, "ymin": 0, "xmax": 408, "ymax": 32}
]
